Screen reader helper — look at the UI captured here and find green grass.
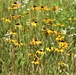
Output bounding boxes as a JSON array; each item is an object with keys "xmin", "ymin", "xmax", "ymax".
[{"xmin": 0, "ymin": 0, "xmax": 76, "ymax": 75}]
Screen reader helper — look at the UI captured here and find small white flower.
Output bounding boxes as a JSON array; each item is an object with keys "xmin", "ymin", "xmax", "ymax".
[
  {"xmin": 74, "ymin": 0, "xmax": 76, "ymax": 2},
  {"xmin": 51, "ymin": 42, "xmax": 54, "ymax": 45},
  {"xmin": 73, "ymin": 33, "xmax": 76, "ymax": 35},
  {"xmin": 68, "ymin": 26, "xmax": 75, "ymax": 30},
  {"xmin": 46, "ymin": 14, "xmax": 49, "ymax": 16},
  {"xmin": 69, "ymin": 33, "xmax": 76, "ymax": 37},
  {"xmin": 69, "ymin": 34, "xmax": 73, "ymax": 36},
  {"xmin": 60, "ymin": 8, "xmax": 63, "ymax": 11},
  {"xmin": 61, "ymin": 29, "xmax": 67, "ymax": 34},
  {"xmin": 73, "ymin": 0, "xmax": 76, "ymax": 4},
  {"xmin": 21, "ymin": 5, "xmax": 26, "ymax": 8},
  {"xmin": 74, "ymin": 54, "xmax": 76, "ymax": 58},
  {"xmin": 27, "ymin": 8, "xmax": 30, "ymax": 10},
  {"xmin": 23, "ymin": 0, "xmax": 29, "ymax": 4}
]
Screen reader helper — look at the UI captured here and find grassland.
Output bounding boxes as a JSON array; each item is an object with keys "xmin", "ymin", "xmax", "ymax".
[{"xmin": 0, "ymin": 0, "xmax": 76, "ymax": 75}]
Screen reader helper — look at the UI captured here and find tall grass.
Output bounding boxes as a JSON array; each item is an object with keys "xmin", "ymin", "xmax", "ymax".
[{"xmin": 0, "ymin": 0, "xmax": 76, "ymax": 75}]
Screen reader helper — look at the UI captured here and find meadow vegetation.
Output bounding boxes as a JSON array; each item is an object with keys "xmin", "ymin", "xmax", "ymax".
[{"xmin": 0, "ymin": 0, "xmax": 76, "ymax": 75}]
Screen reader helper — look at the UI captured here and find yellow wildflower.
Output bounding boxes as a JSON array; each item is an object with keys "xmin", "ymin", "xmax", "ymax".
[
  {"xmin": 36, "ymin": 50, "xmax": 45, "ymax": 55},
  {"xmin": 11, "ymin": 3, "xmax": 20, "ymax": 8},
  {"xmin": 50, "ymin": 6, "xmax": 60, "ymax": 11},
  {"xmin": 41, "ymin": 27, "xmax": 47, "ymax": 34},
  {"xmin": 58, "ymin": 61, "xmax": 65, "ymax": 65},
  {"xmin": 41, "ymin": 28, "xmax": 57, "ymax": 36},
  {"xmin": 10, "ymin": 15, "xmax": 24, "ymax": 19},
  {"xmin": 30, "ymin": 38, "xmax": 36, "ymax": 45},
  {"xmin": 10, "ymin": 15, "xmax": 17, "ymax": 19},
  {"xmin": 66, "ymin": 53, "xmax": 71, "ymax": 56},
  {"xmin": 31, "ymin": 5, "xmax": 36, "ymax": 10},
  {"xmin": 53, "ymin": 23, "xmax": 64, "ymax": 27},
  {"xmin": 28, "ymin": 53, "xmax": 34, "ymax": 57},
  {"xmin": 46, "ymin": 47, "xmax": 54, "ymax": 52},
  {"xmin": 55, "ymin": 48, "xmax": 64, "ymax": 53},
  {"xmin": 43, "ymin": 6, "xmax": 49, "ymax": 10},
  {"xmin": 17, "ymin": 15, "xmax": 24, "ymax": 19},
  {"xmin": 31, "ymin": 6, "xmax": 41, "ymax": 11},
  {"xmin": 46, "ymin": 47, "xmax": 51, "ymax": 52},
  {"xmin": 58, "ymin": 41, "xmax": 68, "ymax": 48},
  {"xmin": 1, "ymin": 18, "xmax": 11, "ymax": 23},
  {"xmin": 31, "ymin": 21, "xmax": 38, "ymax": 27},
  {"xmin": 8, "ymin": 6, "xmax": 18, "ymax": 10},
  {"xmin": 41, "ymin": 6, "xmax": 49, "ymax": 10},
  {"xmin": 56, "ymin": 35, "xmax": 64, "ymax": 41},
  {"xmin": 32, "ymin": 57, "xmax": 40, "ymax": 65},
  {"xmin": 47, "ymin": 29, "xmax": 53, "ymax": 36},
  {"xmin": 11, "ymin": 39, "xmax": 17, "ymax": 43},
  {"xmin": 14, "ymin": 41, "xmax": 23, "ymax": 46},
  {"xmin": 30, "ymin": 38, "xmax": 42, "ymax": 45},
  {"xmin": 1, "ymin": 17, "xmax": 6, "ymax": 21},
  {"xmin": 52, "ymin": 30, "xmax": 58, "ymax": 35},
  {"xmin": 23, "ymin": 11, "xmax": 30, "ymax": 15},
  {"xmin": 68, "ymin": 17, "xmax": 76, "ymax": 21},
  {"xmin": 42, "ymin": 18, "xmax": 55, "ymax": 23},
  {"xmin": 6, "ymin": 39, "xmax": 17, "ymax": 43},
  {"xmin": 15, "ymin": 23, "xmax": 22, "ymax": 28},
  {"xmin": 35, "ymin": 40, "xmax": 42, "ymax": 45},
  {"xmin": 8, "ymin": 3, "xmax": 21, "ymax": 10},
  {"xmin": 9, "ymin": 30, "xmax": 16, "ymax": 35},
  {"xmin": 32, "ymin": 6, "xmax": 49, "ymax": 11},
  {"xmin": 5, "ymin": 19, "xmax": 11, "ymax": 23}
]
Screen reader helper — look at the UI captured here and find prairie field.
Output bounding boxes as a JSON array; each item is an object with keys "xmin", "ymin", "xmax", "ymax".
[{"xmin": 0, "ymin": 0, "xmax": 76, "ymax": 75}]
